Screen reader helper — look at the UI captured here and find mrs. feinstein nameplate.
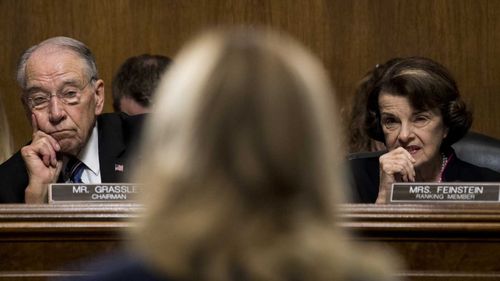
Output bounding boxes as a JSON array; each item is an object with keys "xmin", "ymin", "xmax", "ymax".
[
  {"xmin": 48, "ymin": 183, "xmax": 140, "ymax": 204},
  {"xmin": 390, "ymin": 182, "xmax": 500, "ymax": 203}
]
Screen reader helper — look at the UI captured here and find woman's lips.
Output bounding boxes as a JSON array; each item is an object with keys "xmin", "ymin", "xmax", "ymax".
[{"xmin": 404, "ymin": 146, "xmax": 420, "ymax": 154}]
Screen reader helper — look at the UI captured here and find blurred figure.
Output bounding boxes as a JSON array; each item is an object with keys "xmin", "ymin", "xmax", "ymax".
[
  {"xmin": 350, "ymin": 57, "xmax": 500, "ymax": 203},
  {"xmin": 76, "ymin": 28, "xmax": 399, "ymax": 281},
  {"xmin": 347, "ymin": 60, "xmax": 403, "ymax": 153},
  {"xmin": 0, "ymin": 95, "xmax": 13, "ymax": 163},
  {"xmin": 112, "ymin": 54, "xmax": 171, "ymax": 115}
]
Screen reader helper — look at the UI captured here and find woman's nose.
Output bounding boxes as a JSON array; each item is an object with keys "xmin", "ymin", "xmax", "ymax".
[{"xmin": 398, "ymin": 122, "xmax": 413, "ymax": 143}]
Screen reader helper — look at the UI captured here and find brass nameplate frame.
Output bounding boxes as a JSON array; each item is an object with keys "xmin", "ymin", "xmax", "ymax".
[
  {"xmin": 390, "ymin": 182, "xmax": 500, "ymax": 203},
  {"xmin": 49, "ymin": 183, "xmax": 140, "ymax": 204}
]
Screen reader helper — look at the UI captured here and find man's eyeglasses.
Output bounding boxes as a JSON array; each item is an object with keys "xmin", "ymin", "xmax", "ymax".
[{"xmin": 26, "ymin": 77, "xmax": 96, "ymax": 110}]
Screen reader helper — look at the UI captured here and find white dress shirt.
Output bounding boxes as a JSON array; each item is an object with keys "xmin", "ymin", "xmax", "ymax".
[{"xmin": 63, "ymin": 123, "xmax": 101, "ymax": 183}]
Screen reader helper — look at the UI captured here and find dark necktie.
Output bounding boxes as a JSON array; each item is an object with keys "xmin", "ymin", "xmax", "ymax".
[{"xmin": 65, "ymin": 157, "xmax": 85, "ymax": 183}]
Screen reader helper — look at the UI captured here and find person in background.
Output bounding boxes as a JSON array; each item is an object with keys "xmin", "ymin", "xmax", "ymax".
[
  {"xmin": 73, "ymin": 28, "xmax": 399, "ymax": 281},
  {"xmin": 0, "ymin": 95, "xmax": 13, "ymax": 163},
  {"xmin": 0, "ymin": 36, "xmax": 144, "ymax": 203},
  {"xmin": 347, "ymin": 60, "xmax": 403, "ymax": 153},
  {"xmin": 112, "ymin": 54, "xmax": 171, "ymax": 115},
  {"xmin": 350, "ymin": 56, "xmax": 500, "ymax": 203}
]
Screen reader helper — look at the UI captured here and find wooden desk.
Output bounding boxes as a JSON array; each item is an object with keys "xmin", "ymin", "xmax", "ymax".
[
  {"xmin": 1, "ymin": 204, "xmax": 499, "ymax": 280},
  {"xmin": 341, "ymin": 204, "xmax": 500, "ymax": 281},
  {"xmin": 0, "ymin": 204, "xmax": 140, "ymax": 280}
]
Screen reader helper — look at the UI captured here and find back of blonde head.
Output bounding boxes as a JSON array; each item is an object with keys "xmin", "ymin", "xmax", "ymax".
[{"xmin": 133, "ymin": 28, "xmax": 397, "ymax": 281}]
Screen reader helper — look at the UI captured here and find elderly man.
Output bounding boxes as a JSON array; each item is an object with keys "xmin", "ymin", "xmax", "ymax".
[{"xmin": 0, "ymin": 37, "xmax": 144, "ymax": 203}]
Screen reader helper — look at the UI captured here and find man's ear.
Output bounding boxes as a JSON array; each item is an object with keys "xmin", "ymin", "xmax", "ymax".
[{"xmin": 93, "ymin": 79, "xmax": 105, "ymax": 115}]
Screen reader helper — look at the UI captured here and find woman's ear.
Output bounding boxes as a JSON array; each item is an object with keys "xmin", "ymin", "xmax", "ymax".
[{"xmin": 443, "ymin": 126, "xmax": 449, "ymax": 139}]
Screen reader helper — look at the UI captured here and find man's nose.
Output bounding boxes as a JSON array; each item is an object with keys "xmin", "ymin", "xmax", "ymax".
[{"xmin": 48, "ymin": 95, "xmax": 66, "ymax": 123}]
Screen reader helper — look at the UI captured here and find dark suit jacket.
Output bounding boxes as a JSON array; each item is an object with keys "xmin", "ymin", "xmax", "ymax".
[
  {"xmin": 57, "ymin": 252, "xmax": 389, "ymax": 281},
  {"xmin": 0, "ymin": 113, "xmax": 145, "ymax": 203},
  {"xmin": 349, "ymin": 149, "xmax": 500, "ymax": 203},
  {"xmin": 54, "ymin": 251, "xmax": 171, "ymax": 281}
]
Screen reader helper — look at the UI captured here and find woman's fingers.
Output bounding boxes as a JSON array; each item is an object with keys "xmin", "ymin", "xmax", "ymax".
[{"xmin": 380, "ymin": 147, "xmax": 415, "ymax": 182}]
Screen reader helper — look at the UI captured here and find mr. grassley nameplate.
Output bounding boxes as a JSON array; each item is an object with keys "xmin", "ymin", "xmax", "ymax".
[
  {"xmin": 48, "ymin": 183, "xmax": 140, "ymax": 204},
  {"xmin": 390, "ymin": 182, "xmax": 500, "ymax": 203}
]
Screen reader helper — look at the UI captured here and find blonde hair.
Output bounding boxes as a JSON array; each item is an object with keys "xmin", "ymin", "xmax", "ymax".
[
  {"xmin": 132, "ymin": 28, "xmax": 397, "ymax": 281},
  {"xmin": 0, "ymin": 96, "xmax": 13, "ymax": 162}
]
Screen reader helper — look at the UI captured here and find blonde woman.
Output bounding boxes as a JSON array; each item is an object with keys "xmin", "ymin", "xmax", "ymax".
[
  {"xmin": 0, "ymin": 96, "xmax": 13, "ymax": 163},
  {"xmin": 77, "ymin": 28, "xmax": 399, "ymax": 281}
]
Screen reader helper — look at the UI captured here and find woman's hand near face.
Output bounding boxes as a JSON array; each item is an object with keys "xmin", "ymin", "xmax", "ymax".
[{"xmin": 376, "ymin": 147, "xmax": 416, "ymax": 203}]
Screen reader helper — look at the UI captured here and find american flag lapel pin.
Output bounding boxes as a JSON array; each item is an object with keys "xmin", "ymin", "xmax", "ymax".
[{"xmin": 115, "ymin": 163, "xmax": 124, "ymax": 172}]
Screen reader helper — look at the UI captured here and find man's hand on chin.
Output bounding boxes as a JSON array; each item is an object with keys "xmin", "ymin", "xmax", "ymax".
[{"xmin": 22, "ymin": 114, "xmax": 64, "ymax": 203}]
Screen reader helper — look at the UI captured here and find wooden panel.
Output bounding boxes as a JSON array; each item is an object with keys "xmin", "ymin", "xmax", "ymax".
[
  {"xmin": 1, "ymin": 204, "xmax": 500, "ymax": 280},
  {"xmin": 341, "ymin": 204, "xmax": 500, "ymax": 281},
  {"xmin": 0, "ymin": 204, "xmax": 140, "ymax": 280},
  {"xmin": 1, "ymin": 0, "xmax": 500, "ymax": 151}
]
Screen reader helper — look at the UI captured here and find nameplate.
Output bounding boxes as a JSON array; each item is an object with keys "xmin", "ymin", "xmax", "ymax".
[
  {"xmin": 49, "ymin": 183, "xmax": 140, "ymax": 204},
  {"xmin": 390, "ymin": 182, "xmax": 500, "ymax": 203}
]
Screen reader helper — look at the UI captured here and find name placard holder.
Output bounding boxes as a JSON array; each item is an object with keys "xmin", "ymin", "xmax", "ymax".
[
  {"xmin": 49, "ymin": 183, "xmax": 140, "ymax": 204},
  {"xmin": 390, "ymin": 182, "xmax": 500, "ymax": 203}
]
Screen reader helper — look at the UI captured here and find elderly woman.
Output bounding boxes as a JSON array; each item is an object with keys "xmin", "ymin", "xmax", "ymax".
[{"xmin": 350, "ymin": 57, "xmax": 500, "ymax": 203}]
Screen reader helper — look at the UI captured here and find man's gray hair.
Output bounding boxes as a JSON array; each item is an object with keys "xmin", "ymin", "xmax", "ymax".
[{"xmin": 16, "ymin": 36, "xmax": 99, "ymax": 89}]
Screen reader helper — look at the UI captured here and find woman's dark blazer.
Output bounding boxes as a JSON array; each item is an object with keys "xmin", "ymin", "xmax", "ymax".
[{"xmin": 348, "ymin": 149, "xmax": 500, "ymax": 203}]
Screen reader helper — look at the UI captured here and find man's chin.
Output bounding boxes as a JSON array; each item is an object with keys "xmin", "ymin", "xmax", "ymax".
[{"xmin": 58, "ymin": 140, "xmax": 80, "ymax": 155}]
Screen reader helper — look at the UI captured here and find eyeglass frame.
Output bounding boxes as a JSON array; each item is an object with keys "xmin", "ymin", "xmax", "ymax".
[{"xmin": 24, "ymin": 77, "xmax": 97, "ymax": 110}]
